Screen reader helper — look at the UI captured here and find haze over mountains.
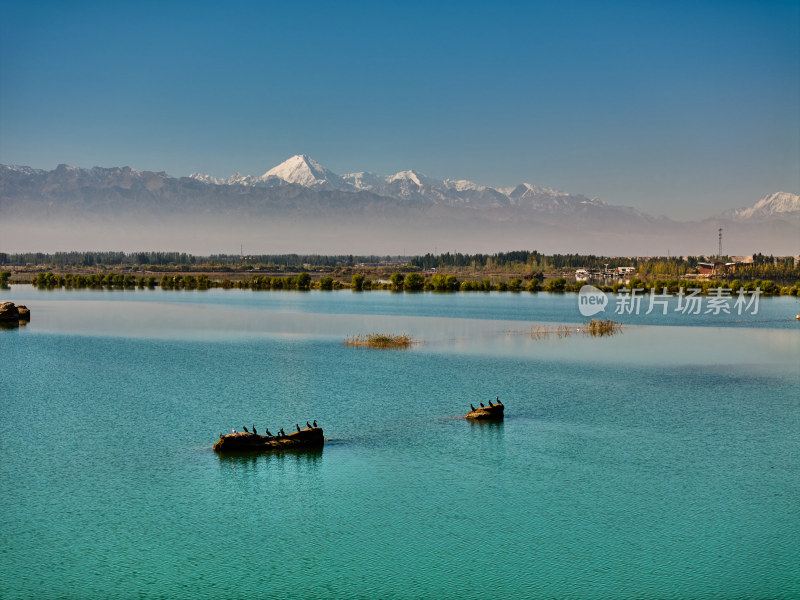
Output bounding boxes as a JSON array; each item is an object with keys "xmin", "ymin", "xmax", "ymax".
[{"xmin": 1, "ymin": 156, "xmax": 797, "ymax": 256}]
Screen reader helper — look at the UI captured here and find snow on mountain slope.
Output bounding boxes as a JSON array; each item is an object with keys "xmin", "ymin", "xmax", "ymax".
[
  {"xmin": 5, "ymin": 161, "xmax": 799, "ymax": 255},
  {"xmin": 188, "ymin": 172, "xmax": 225, "ymax": 185},
  {"xmin": 187, "ymin": 155, "xmax": 642, "ymax": 213},
  {"xmin": 341, "ymin": 171, "xmax": 387, "ymax": 190},
  {"xmin": 259, "ymin": 154, "xmax": 345, "ymax": 189},
  {"xmin": 725, "ymin": 192, "xmax": 800, "ymax": 220},
  {"xmin": 83, "ymin": 156, "xmax": 799, "ymax": 227}
]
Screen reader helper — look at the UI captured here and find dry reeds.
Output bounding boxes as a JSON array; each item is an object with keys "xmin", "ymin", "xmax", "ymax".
[
  {"xmin": 344, "ymin": 333, "xmax": 415, "ymax": 349},
  {"xmin": 585, "ymin": 318, "xmax": 622, "ymax": 336},
  {"xmin": 530, "ymin": 319, "xmax": 622, "ymax": 339}
]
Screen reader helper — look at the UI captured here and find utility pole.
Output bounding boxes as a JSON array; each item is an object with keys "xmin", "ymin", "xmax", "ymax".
[{"xmin": 718, "ymin": 228, "xmax": 723, "ymax": 260}]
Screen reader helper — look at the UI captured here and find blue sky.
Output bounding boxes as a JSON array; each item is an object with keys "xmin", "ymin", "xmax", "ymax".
[{"xmin": 1, "ymin": 0, "xmax": 798, "ymax": 219}]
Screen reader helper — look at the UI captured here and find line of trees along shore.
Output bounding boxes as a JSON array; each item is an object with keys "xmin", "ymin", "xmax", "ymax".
[
  {"xmin": 2, "ymin": 250, "xmax": 797, "ymax": 280},
  {"xmin": 12, "ymin": 270, "xmax": 799, "ymax": 296}
]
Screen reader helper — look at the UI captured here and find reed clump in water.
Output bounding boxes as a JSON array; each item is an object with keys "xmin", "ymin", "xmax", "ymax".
[
  {"xmin": 344, "ymin": 333, "xmax": 414, "ymax": 349},
  {"xmin": 530, "ymin": 319, "xmax": 622, "ymax": 339},
  {"xmin": 585, "ymin": 318, "xmax": 622, "ymax": 336}
]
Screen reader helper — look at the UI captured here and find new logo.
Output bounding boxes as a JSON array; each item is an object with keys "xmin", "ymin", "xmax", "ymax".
[{"xmin": 578, "ymin": 285, "xmax": 608, "ymax": 317}]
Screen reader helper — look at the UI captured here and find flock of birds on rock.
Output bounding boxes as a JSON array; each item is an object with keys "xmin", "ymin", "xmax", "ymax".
[
  {"xmin": 222, "ymin": 395, "xmax": 504, "ymax": 440},
  {"xmin": 225, "ymin": 420, "xmax": 318, "ymax": 439},
  {"xmin": 470, "ymin": 396, "xmax": 503, "ymax": 412}
]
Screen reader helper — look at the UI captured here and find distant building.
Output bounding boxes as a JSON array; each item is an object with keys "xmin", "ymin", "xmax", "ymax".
[
  {"xmin": 698, "ymin": 261, "xmax": 729, "ymax": 276},
  {"xmin": 574, "ymin": 267, "xmax": 631, "ymax": 283},
  {"xmin": 698, "ymin": 262, "xmax": 715, "ymax": 275}
]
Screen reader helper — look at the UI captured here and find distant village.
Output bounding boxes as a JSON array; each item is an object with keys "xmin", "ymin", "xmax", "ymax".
[{"xmin": 573, "ymin": 255, "xmax": 797, "ymax": 284}]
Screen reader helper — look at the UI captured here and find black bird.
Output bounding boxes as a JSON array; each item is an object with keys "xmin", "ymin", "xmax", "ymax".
[
  {"xmin": 313, "ymin": 420, "xmax": 317, "ymax": 427},
  {"xmin": 232, "ymin": 428, "xmax": 236, "ymax": 434},
  {"xmin": 252, "ymin": 424, "xmax": 257, "ymax": 435},
  {"xmin": 243, "ymin": 426, "xmax": 249, "ymax": 433},
  {"xmin": 479, "ymin": 402, "xmax": 485, "ymax": 407},
  {"xmin": 497, "ymin": 396, "xmax": 503, "ymax": 405},
  {"xmin": 296, "ymin": 424, "xmax": 301, "ymax": 432},
  {"xmin": 266, "ymin": 428, "xmax": 273, "ymax": 437},
  {"xmin": 280, "ymin": 428, "xmax": 285, "ymax": 436},
  {"xmin": 488, "ymin": 399, "xmax": 494, "ymax": 407},
  {"xmin": 470, "ymin": 404, "xmax": 476, "ymax": 411},
  {"xmin": 306, "ymin": 421, "xmax": 312, "ymax": 429}
]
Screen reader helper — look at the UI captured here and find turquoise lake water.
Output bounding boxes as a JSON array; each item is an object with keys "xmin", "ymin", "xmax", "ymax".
[{"xmin": 1, "ymin": 289, "xmax": 798, "ymax": 599}]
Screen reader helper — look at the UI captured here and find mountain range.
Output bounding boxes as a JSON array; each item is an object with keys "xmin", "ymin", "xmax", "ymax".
[
  {"xmin": 1, "ymin": 156, "xmax": 797, "ymax": 255},
  {"xmin": 188, "ymin": 154, "xmax": 656, "ymax": 220}
]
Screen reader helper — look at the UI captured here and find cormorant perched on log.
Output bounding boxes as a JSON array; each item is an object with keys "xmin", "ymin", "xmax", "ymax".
[
  {"xmin": 479, "ymin": 402, "xmax": 485, "ymax": 407},
  {"xmin": 296, "ymin": 424, "xmax": 301, "ymax": 432},
  {"xmin": 313, "ymin": 420, "xmax": 317, "ymax": 427},
  {"xmin": 488, "ymin": 399, "xmax": 494, "ymax": 407},
  {"xmin": 265, "ymin": 428, "xmax": 272, "ymax": 437},
  {"xmin": 252, "ymin": 424, "xmax": 257, "ymax": 435},
  {"xmin": 497, "ymin": 396, "xmax": 503, "ymax": 405},
  {"xmin": 243, "ymin": 426, "xmax": 249, "ymax": 433},
  {"xmin": 280, "ymin": 428, "xmax": 285, "ymax": 436},
  {"xmin": 470, "ymin": 404, "xmax": 476, "ymax": 411},
  {"xmin": 306, "ymin": 421, "xmax": 312, "ymax": 429},
  {"xmin": 232, "ymin": 428, "xmax": 236, "ymax": 434}
]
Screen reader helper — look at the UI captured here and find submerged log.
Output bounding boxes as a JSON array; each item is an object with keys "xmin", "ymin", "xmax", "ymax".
[
  {"xmin": 466, "ymin": 403, "xmax": 504, "ymax": 420},
  {"xmin": 213, "ymin": 427, "xmax": 324, "ymax": 453}
]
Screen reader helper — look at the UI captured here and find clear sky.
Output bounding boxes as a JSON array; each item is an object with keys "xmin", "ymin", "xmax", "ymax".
[{"xmin": 1, "ymin": 0, "xmax": 798, "ymax": 219}]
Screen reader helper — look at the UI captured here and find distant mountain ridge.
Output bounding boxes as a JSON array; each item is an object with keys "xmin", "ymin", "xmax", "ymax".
[
  {"xmin": 1, "ymin": 157, "xmax": 797, "ymax": 255},
  {"xmin": 187, "ymin": 154, "xmax": 640, "ymax": 215},
  {"xmin": 721, "ymin": 192, "xmax": 800, "ymax": 221}
]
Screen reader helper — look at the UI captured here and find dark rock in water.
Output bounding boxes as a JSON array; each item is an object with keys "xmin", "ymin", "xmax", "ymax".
[
  {"xmin": 213, "ymin": 426, "xmax": 324, "ymax": 453},
  {"xmin": 0, "ymin": 302, "xmax": 19, "ymax": 322},
  {"xmin": 466, "ymin": 403, "xmax": 504, "ymax": 420},
  {"xmin": 0, "ymin": 303, "xmax": 30, "ymax": 326}
]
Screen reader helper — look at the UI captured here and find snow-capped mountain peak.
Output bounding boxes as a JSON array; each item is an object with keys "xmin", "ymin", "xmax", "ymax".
[
  {"xmin": 260, "ymin": 154, "xmax": 343, "ymax": 188},
  {"xmin": 189, "ymin": 172, "xmax": 225, "ymax": 185},
  {"xmin": 443, "ymin": 179, "xmax": 485, "ymax": 192},
  {"xmin": 727, "ymin": 192, "xmax": 800, "ymax": 220},
  {"xmin": 387, "ymin": 169, "xmax": 437, "ymax": 187},
  {"xmin": 186, "ymin": 156, "xmax": 615, "ymax": 211},
  {"xmin": 340, "ymin": 171, "xmax": 386, "ymax": 190},
  {"xmin": 185, "ymin": 156, "xmax": 792, "ymax": 227}
]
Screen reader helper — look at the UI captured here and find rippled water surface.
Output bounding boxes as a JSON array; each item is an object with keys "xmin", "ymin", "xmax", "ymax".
[{"xmin": 1, "ymin": 289, "xmax": 798, "ymax": 599}]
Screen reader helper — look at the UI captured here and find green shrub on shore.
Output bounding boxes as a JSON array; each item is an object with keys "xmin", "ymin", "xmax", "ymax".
[
  {"xmin": 404, "ymin": 273, "xmax": 425, "ymax": 291},
  {"xmin": 351, "ymin": 273, "xmax": 365, "ymax": 291},
  {"xmin": 390, "ymin": 272, "xmax": 405, "ymax": 291},
  {"xmin": 431, "ymin": 273, "xmax": 460, "ymax": 292},
  {"xmin": 544, "ymin": 277, "xmax": 567, "ymax": 292}
]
